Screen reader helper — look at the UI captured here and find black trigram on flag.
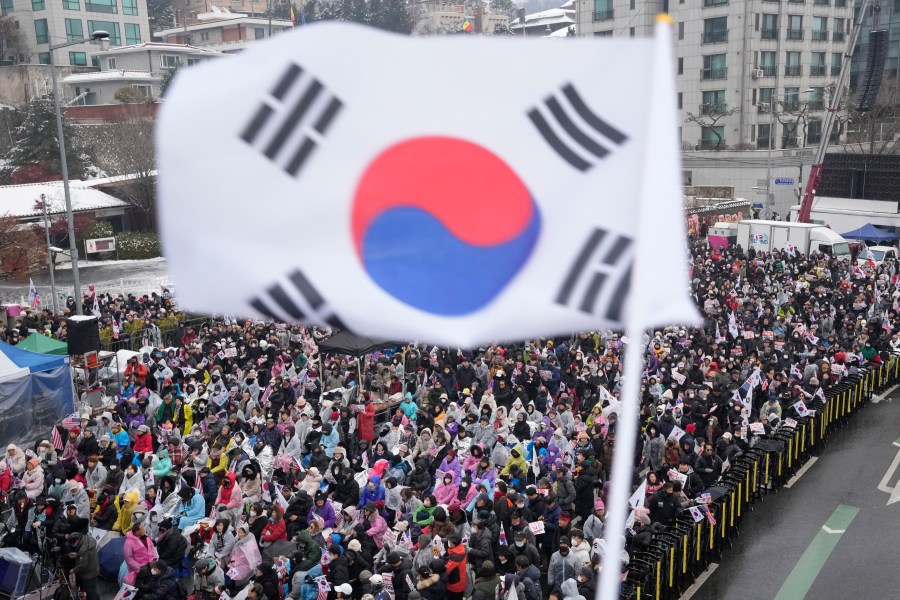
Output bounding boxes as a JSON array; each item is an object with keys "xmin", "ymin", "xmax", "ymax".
[
  {"xmin": 555, "ymin": 228, "xmax": 633, "ymax": 321},
  {"xmin": 249, "ymin": 269, "xmax": 348, "ymax": 330},
  {"xmin": 240, "ymin": 62, "xmax": 343, "ymax": 178},
  {"xmin": 528, "ymin": 83, "xmax": 628, "ymax": 172}
]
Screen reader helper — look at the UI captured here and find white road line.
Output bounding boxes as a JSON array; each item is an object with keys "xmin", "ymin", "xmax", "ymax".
[
  {"xmin": 785, "ymin": 456, "xmax": 819, "ymax": 488},
  {"xmin": 679, "ymin": 562, "xmax": 719, "ymax": 600},
  {"xmin": 873, "ymin": 384, "xmax": 899, "ymax": 404},
  {"xmin": 821, "ymin": 526, "xmax": 846, "ymax": 534}
]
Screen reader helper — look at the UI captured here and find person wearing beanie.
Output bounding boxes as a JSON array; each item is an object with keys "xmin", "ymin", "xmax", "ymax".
[
  {"xmin": 510, "ymin": 529, "xmax": 540, "ymax": 569},
  {"xmin": 577, "ymin": 565, "xmax": 597, "ymax": 600},
  {"xmin": 384, "ymin": 551, "xmax": 414, "ymax": 600},
  {"xmin": 156, "ymin": 517, "xmax": 188, "ymax": 567},
  {"xmin": 415, "ymin": 565, "xmax": 445, "ymax": 600},
  {"xmin": 547, "ymin": 535, "xmax": 579, "ymax": 590}
]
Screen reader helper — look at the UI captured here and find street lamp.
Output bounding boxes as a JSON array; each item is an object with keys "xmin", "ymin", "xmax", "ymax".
[
  {"xmin": 40, "ymin": 193, "xmax": 59, "ymax": 316},
  {"xmin": 48, "ymin": 29, "xmax": 109, "ymax": 316},
  {"xmin": 762, "ymin": 88, "xmax": 814, "ymax": 220}
]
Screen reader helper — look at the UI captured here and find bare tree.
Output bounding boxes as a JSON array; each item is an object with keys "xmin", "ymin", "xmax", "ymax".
[
  {"xmin": 0, "ymin": 16, "xmax": 28, "ymax": 65},
  {"xmin": 78, "ymin": 104, "xmax": 156, "ymax": 225},
  {"xmin": 843, "ymin": 73, "xmax": 900, "ymax": 154},
  {"xmin": 773, "ymin": 98, "xmax": 812, "ymax": 149},
  {"xmin": 684, "ymin": 105, "xmax": 740, "ymax": 150}
]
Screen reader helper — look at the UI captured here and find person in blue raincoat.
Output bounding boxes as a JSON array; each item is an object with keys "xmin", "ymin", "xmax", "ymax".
[
  {"xmin": 357, "ymin": 474, "xmax": 386, "ymax": 509},
  {"xmin": 177, "ymin": 485, "xmax": 206, "ymax": 529}
]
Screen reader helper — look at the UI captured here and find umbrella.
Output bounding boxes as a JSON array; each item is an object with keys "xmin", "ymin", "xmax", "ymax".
[
  {"xmin": 754, "ymin": 438, "xmax": 785, "ymax": 453},
  {"xmin": 98, "ymin": 535, "xmax": 126, "ymax": 581}
]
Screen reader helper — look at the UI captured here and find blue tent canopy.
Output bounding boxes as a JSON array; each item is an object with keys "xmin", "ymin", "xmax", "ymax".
[
  {"xmin": 839, "ymin": 223, "xmax": 898, "ymax": 242},
  {"xmin": 0, "ymin": 340, "xmax": 67, "ymax": 373}
]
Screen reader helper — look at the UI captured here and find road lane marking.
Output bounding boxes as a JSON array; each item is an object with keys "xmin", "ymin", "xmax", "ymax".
[
  {"xmin": 785, "ymin": 456, "xmax": 818, "ymax": 488},
  {"xmin": 878, "ymin": 445, "xmax": 900, "ymax": 505},
  {"xmin": 679, "ymin": 562, "xmax": 718, "ymax": 600},
  {"xmin": 773, "ymin": 505, "xmax": 859, "ymax": 600},
  {"xmin": 873, "ymin": 384, "xmax": 899, "ymax": 404}
]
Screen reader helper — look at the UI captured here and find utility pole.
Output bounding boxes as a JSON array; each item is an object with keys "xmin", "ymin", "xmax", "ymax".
[{"xmin": 41, "ymin": 194, "xmax": 58, "ymax": 316}]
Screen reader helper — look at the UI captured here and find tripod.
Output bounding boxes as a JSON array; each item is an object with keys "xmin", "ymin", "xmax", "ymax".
[{"xmin": 20, "ymin": 526, "xmax": 80, "ymax": 600}]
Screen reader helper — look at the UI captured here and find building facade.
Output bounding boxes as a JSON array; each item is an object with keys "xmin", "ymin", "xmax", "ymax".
[
  {"xmin": 1, "ymin": 0, "xmax": 151, "ymax": 66},
  {"xmin": 576, "ymin": 0, "xmax": 854, "ymax": 151},
  {"xmin": 850, "ymin": 0, "xmax": 900, "ymax": 86},
  {"xmin": 154, "ymin": 10, "xmax": 291, "ymax": 51}
]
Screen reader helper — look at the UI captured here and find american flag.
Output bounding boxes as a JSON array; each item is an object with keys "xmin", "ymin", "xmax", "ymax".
[
  {"xmin": 50, "ymin": 426, "xmax": 64, "ymax": 451},
  {"xmin": 702, "ymin": 504, "xmax": 717, "ymax": 526}
]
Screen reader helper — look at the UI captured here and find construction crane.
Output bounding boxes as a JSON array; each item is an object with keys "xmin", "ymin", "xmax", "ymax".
[{"xmin": 795, "ymin": 0, "xmax": 871, "ymax": 222}]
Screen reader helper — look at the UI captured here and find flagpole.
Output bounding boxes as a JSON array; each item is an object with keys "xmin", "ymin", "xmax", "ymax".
[{"xmin": 597, "ymin": 15, "xmax": 675, "ymax": 600}]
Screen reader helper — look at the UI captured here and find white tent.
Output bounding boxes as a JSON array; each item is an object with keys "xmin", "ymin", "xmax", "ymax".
[{"xmin": 0, "ymin": 349, "xmax": 28, "ymax": 383}]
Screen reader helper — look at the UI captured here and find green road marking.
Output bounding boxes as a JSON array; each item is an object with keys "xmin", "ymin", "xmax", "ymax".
[
  {"xmin": 894, "ymin": 435, "xmax": 900, "ymax": 447},
  {"xmin": 773, "ymin": 505, "xmax": 859, "ymax": 600}
]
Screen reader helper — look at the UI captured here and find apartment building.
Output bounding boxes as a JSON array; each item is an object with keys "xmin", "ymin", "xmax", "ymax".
[
  {"xmin": 0, "ymin": 0, "xmax": 151, "ymax": 65},
  {"xmin": 576, "ymin": 0, "xmax": 853, "ymax": 150},
  {"xmin": 154, "ymin": 9, "xmax": 291, "ymax": 51},
  {"xmin": 851, "ymin": 0, "xmax": 900, "ymax": 86}
]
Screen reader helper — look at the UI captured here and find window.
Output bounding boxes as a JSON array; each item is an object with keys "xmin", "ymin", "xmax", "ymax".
[
  {"xmin": 107, "ymin": 57, "xmax": 116, "ymax": 69},
  {"xmin": 69, "ymin": 51, "xmax": 87, "ymax": 65},
  {"xmin": 762, "ymin": 14, "xmax": 777, "ymax": 39},
  {"xmin": 833, "ymin": 18, "xmax": 845, "ymax": 41},
  {"xmin": 812, "ymin": 16, "xmax": 827, "ymax": 40},
  {"xmin": 0, "ymin": 0, "xmax": 12, "ymax": 12},
  {"xmin": 702, "ymin": 53, "xmax": 727, "ymax": 79},
  {"xmin": 757, "ymin": 123, "xmax": 772, "ymax": 149},
  {"xmin": 831, "ymin": 51, "xmax": 842, "ymax": 75},
  {"xmin": 678, "ymin": 92, "xmax": 683, "ymax": 109},
  {"xmin": 65, "ymin": 18, "xmax": 83, "ymax": 41},
  {"xmin": 704, "ymin": 0, "xmax": 727, "ymax": 7},
  {"xmin": 594, "ymin": 30, "xmax": 612, "ymax": 37},
  {"xmin": 125, "ymin": 22, "xmax": 140, "ymax": 44},
  {"xmin": 200, "ymin": 31, "xmax": 209, "ymax": 41},
  {"xmin": 787, "ymin": 15, "xmax": 802, "ymax": 39},
  {"xmin": 703, "ymin": 17, "xmax": 727, "ymax": 43},
  {"xmin": 629, "ymin": 27, "xmax": 635, "ymax": 37},
  {"xmin": 62, "ymin": 0, "xmax": 79, "ymax": 9},
  {"xmin": 87, "ymin": 20, "xmax": 120, "ymax": 44},
  {"xmin": 593, "ymin": 0, "xmax": 613, "ymax": 21},
  {"xmin": 810, "ymin": 51, "xmax": 826, "ymax": 75},
  {"xmin": 32, "ymin": 0, "xmax": 46, "ymax": 10},
  {"xmin": 760, "ymin": 50, "xmax": 777, "ymax": 76},
  {"xmin": 700, "ymin": 126, "xmax": 725, "ymax": 150},
  {"xmin": 34, "ymin": 19, "xmax": 49, "ymax": 44},
  {"xmin": 783, "ymin": 86, "xmax": 800, "ymax": 110},
  {"xmin": 678, "ymin": 21, "xmax": 684, "ymax": 40},
  {"xmin": 630, "ymin": 0, "xmax": 634, "ymax": 9},
  {"xmin": 808, "ymin": 87, "xmax": 825, "ymax": 109},
  {"xmin": 678, "ymin": 57, "xmax": 683, "ymax": 74},
  {"xmin": 160, "ymin": 53, "xmax": 180, "ymax": 67},
  {"xmin": 85, "ymin": 0, "xmax": 116, "ymax": 13},
  {"xmin": 122, "ymin": 0, "xmax": 136, "ymax": 14},
  {"xmin": 38, "ymin": 51, "xmax": 51, "ymax": 64},
  {"xmin": 91, "ymin": 55, "xmax": 99, "ymax": 67},
  {"xmin": 187, "ymin": 57, "xmax": 200, "ymax": 65},
  {"xmin": 759, "ymin": 87, "xmax": 774, "ymax": 107},
  {"xmin": 701, "ymin": 90, "xmax": 726, "ymax": 114},
  {"xmin": 132, "ymin": 83, "xmax": 151, "ymax": 97},
  {"xmin": 254, "ymin": 27, "xmax": 265, "ymax": 39},
  {"xmin": 785, "ymin": 50, "xmax": 801, "ymax": 76}
]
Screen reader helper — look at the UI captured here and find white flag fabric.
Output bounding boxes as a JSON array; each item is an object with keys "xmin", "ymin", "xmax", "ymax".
[
  {"xmin": 667, "ymin": 425, "xmax": 686, "ymax": 442},
  {"xmin": 728, "ymin": 312, "xmax": 740, "ymax": 339},
  {"xmin": 28, "ymin": 278, "xmax": 41, "ymax": 308},
  {"xmin": 157, "ymin": 23, "xmax": 699, "ymax": 346},
  {"xmin": 793, "ymin": 400, "xmax": 810, "ymax": 417}
]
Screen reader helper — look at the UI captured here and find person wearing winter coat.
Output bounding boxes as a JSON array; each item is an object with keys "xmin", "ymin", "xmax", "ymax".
[
  {"xmin": 416, "ymin": 566, "xmax": 446, "ymax": 600},
  {"xmin": 152, "ymin": 449, "xmax": 173, "ymax": 479},
  {"xmin": 554, "ymin": 466, "xmax": 577, "ymax": 510},
  {"xmin": 569, "ymin": 530, "xmax": 591, "ymax": 570},
  {"xmin": 510, "ymin": 530, "xmax": 540, "ymax": 569},
  {"xmin": 22, "ymin": 459, "xmax": 45, "ymax": 499},
  {"xmin": 466, "ymin": 520, "xmax": 494, "ymax": 573},
  {"xmin": 512, "ymin": 557, "xmax": 541, "ymax": 600},
  {"xmin": 260, "ymin": 505, "xmax": 287, "ymax": 546},
  {"xmin": 176, "ymin": 486, "xmax": 206, "ymax": 530},
  {"xmin": 194, "ymin": 557, "xmax": 226, "ymax": 597},
  {"xmin": 408, "ymin": 460, "xmax": 432, "ymax": 494},
  {"xmin": 84, "ymin": 457, "xmax": 107, "ymax": 492},
  {"xmin": 213, "ymin": 472, "xmax": 243, "ymax": 525},
  {"xmin": 156, "ymin": 518, "xmax": 188, "ymax": 567},
  {"xmin": 362, "ymin": 501, "xmax": 388, "ymax": 548},
  {"xmin": 576, "ymin": 566, "xmax": 596, "ymax": 600},
  {"xmin": 358, "ymin": 474, "xmax": 386, "ymax": 508},
  {"xmin": 445, "ymin": 535, "xmax": 468, "ymax": 600},
  {"xmin": 207, "ymin": 517, "xmax": 236, "ymax": 562},
  {"xmin": 228, "ymin": 523, "xmax": 262, "ymax": 584},
  {"xmin": 694, "ymin": 443, "xmax": 723, "ymax": 489},
  {"xmin": 582, "ymin": 498, "xmax": 605, "ymax": 541},
  {"xmin": 325, "ymin": 544, "xmax": 350, "ymax": 587},
  {"xmin": 119, "ymin": 466, "xmax": 146, "ymax": 499},
  {"xmin": 413, "ymin": 495, "xmax": 437, "ymax": 529},
  {"xmin": 433, "ymin": 472, "xmax": 460, "ymax": 506},
  {"xmin": 642, "ymin": 423, "xmax": 665, "ymax": 472},
  {"xmin": 472, "ymin": 561, "xmax": 500, "ymax": 600},
  {"xmin": 500, "ymin": 445, "xmax": 526, "ymax": 479},
  {"xmin": 547, "ymin": 536, "xmax": 580, "ymax": 590},
  {"xmin": 307, "ymin": 491, "xmax": 337, "ymax": 528},
  {"xmin": 560, "ymin": 578, "xmax": 585, "ymax": 600},
  {"xmin": 357, "ymin": 397, "xmax": 376, "ymax": 443},
  {"xmin": 239, "ymin": 464, "xmax": 262, "ymax": 506},
  {"xmin": 123, "ymin": 522, "xmax": 156, "ymax": 586},
  {"xmin": 298, "ymin": 467, "xmax": 323, "ymax": 497}
]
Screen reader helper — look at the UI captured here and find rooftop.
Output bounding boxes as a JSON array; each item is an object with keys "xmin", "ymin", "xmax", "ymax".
[
  {"xmin": 155, "ymin": 15, "xmax": 292, "ymax": 35},
  {"xmin": 93, "ymin": 42, "xmax": 225, "ymax": 57},
  {"xmin": 510, "ymin": 8, "xmax": 575, "ymax": 28},
  {"xmin": 0, "ymin": 182, "xmax": 128, "ymax": 219},
  {"xmin": 62, "ymin": 70, "xmax": 160, "ymax": 84}
]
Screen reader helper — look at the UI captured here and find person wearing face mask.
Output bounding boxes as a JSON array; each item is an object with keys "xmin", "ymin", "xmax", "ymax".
[
  {"xmin": 510, "ymin": 530, "xmax": 540, "ymax": 569},
  {"xmin": 433, "ymin": 471, "xmax": 459, "ymax": 505},
  {"xmin": 547, "ymin": 536, "xmax": 579, "ymax": 591}
]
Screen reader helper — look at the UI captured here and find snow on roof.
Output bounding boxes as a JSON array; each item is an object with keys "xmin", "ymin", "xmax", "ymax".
[
  {"xmin": 0, "ymin": 182, "xmax": 127, "ymax": 219},
  {"xmin": 62, "ymin": 70, "xmax": 160, "ymax": 84},
  {"xmin": 155, "ymin": 15, "xmax": 291, "ymax": 35},
  {"xmin": 94, "ymin": 42, "xmax": 225, "ymax": 56},
  {"xmin": 76, "ymin": 171, "xmax": 158, "ymax": 188},
  {"xmin": 542, "ymin": 25, "xmax": 574, "ymax": 38},
  {"xmin": 510, "ymin": 8, "xmax": 575, "ymax": 27}
]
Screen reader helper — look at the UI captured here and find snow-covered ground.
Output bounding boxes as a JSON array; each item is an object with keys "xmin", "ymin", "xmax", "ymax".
[{"xmin": 54, "ymin": 256, "xmax": 167, "ymax": 270}]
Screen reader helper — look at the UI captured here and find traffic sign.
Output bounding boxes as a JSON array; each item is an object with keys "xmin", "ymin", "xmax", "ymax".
[{"xmin": 774, "ymin": 178, "xmax": 794, "ymax": 185}]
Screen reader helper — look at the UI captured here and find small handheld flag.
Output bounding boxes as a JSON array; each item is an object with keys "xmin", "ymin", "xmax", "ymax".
[
  {"xmin": 28, "ymin": 279, "xmax": 41, "ymax": 308},
  {"xmin": 462, "ymin": 18, "xmax": 473, "ymax": 32}
]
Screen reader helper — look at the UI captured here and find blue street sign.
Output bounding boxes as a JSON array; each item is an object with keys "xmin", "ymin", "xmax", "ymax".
[
  {"xmin": 774, "ymin": 178, "xmax": 794, "ymax": 185},
  {"xmin": 752, "ymin": 203, "xmax": 764, "ymax": 209}
]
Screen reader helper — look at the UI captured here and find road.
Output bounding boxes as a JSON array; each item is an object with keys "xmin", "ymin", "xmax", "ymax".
[
  {"xmin": 690, "ymin": 385, "xmax": 900, "ymax": 600},
  {"xmin": 0, "ymin": 258, "xmax": 171, "ymax": 303}
]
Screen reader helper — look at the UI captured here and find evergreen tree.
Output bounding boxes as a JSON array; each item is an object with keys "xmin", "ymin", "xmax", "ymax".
[{"xmin": 0, "ymin": 95, "xmax": 87, "ymax": 184}]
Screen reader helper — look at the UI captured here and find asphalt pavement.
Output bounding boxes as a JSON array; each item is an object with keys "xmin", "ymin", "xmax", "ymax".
[{"xmin": 689, "ymin": 385, "xmax": 900, "ymax": 600}]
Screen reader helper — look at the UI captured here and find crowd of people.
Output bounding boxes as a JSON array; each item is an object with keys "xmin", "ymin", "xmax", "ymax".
[{"xmin": 0, "ymin": 241, "xmax": 897, "ymax": 600}]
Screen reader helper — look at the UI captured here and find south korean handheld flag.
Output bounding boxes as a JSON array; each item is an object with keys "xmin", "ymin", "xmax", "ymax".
[{"xmin": 157, "ymin": 22, "xmax": 699, "ymax": 347}]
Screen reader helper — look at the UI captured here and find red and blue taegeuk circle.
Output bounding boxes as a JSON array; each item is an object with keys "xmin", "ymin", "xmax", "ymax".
[{"xmin": 352, "ymin": 136, "xmax": 541, "ymax": 316}]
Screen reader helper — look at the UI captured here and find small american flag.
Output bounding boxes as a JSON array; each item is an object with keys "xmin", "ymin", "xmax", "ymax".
[
  {"xmin": 702, "ymin": 504, "xmax": 717, "ymax": 526},
  {"xmin": 50, "ymin": 426, "xmax": 64, "ymax": 451},
  {"xmin": 62, "ymin": 413, "xmax": 81, "ymax": 429}
]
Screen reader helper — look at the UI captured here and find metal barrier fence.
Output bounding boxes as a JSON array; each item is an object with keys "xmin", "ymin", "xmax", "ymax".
[
  {"xmin": 102, "ymin": 315, "xmax": 210, "ymax": 353},
  {"xmin": 621, "ymin": 355, "xmax": 900, "ymax": 599}
]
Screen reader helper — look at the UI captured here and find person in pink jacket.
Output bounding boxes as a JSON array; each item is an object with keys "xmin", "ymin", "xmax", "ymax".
[
  {"xmin": 362, "ymin": 502, "xmax": 387, "ymax": 549},
  {"xmin": 123, "ymin": 522, "xmax": 156, "ymax": 585},
  {"xmin": 433, "ymin": 471, "xmax": 459, "ymax": 506},
  {"xmin": 227, "ymin": 523, "xmax": 262, "ymax": 584},
  {"xmin": 214, "ymin": 472, "xmax": 243, "ymax": 526}
]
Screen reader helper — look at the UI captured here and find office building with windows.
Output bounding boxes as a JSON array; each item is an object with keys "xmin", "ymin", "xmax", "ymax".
[
  {"xmin": 0, "ymin": 0, "xmax": 151, "ymax": 65},
  {"xmin": 575, "ymin": 0, "xmax": 853, "ymax": 150}
]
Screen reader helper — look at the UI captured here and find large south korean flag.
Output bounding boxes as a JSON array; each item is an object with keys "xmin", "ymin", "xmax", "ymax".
[{"xmin": 156, "ymin": 21, "xmax": 699, "ymax": 346}]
